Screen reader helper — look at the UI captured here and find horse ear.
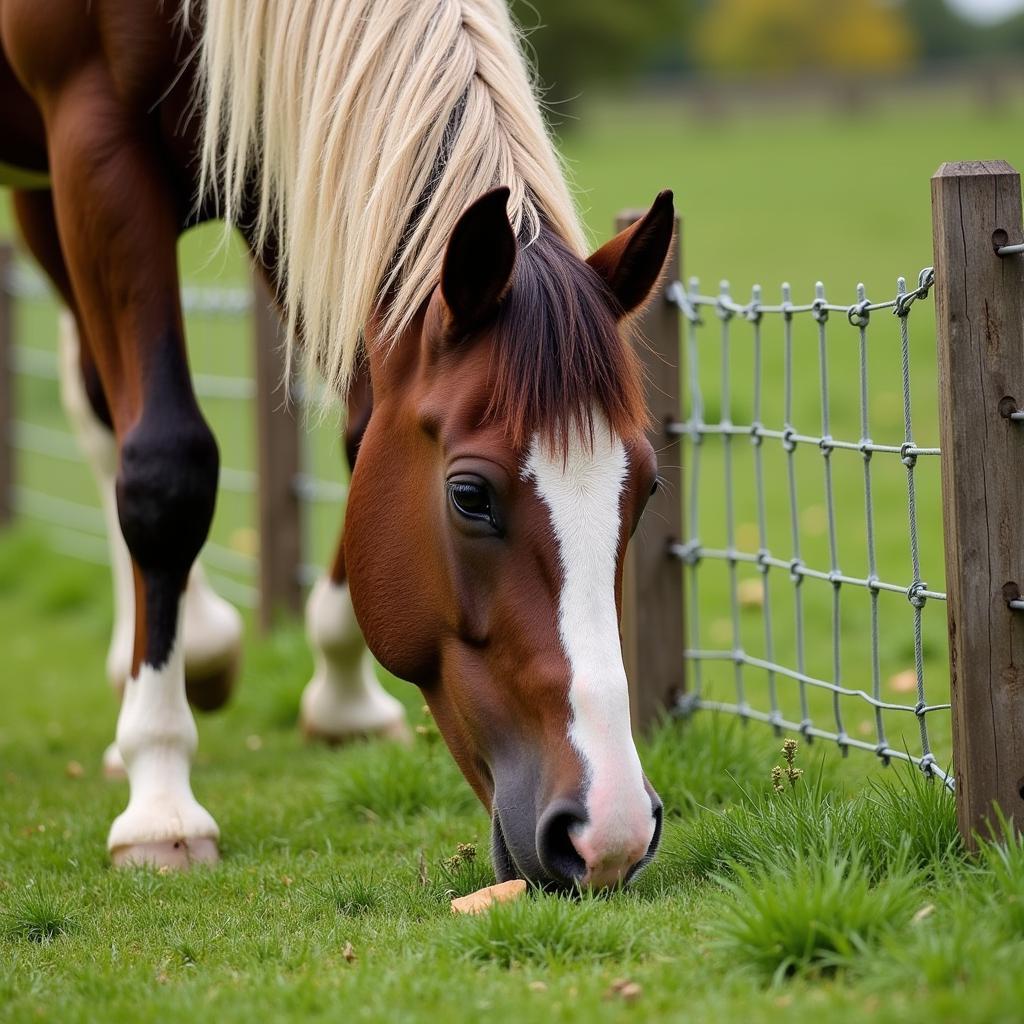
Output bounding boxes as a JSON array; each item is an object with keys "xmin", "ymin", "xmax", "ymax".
[
  {"xmin": 441, "ymin": 187, "xmax": 517, "ymax": 333},
  {"xmin": 587, "ymin": 190, "xmax": 675, "ymax": 316}
]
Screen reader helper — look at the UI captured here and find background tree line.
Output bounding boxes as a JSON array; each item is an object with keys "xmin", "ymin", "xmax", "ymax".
[{"xmin": 510, "ymin": 0, "xmax": 1024, "ymax": 106}]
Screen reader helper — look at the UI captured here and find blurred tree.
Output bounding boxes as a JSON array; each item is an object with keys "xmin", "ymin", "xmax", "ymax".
[
  {"xmin": 901, "ymin": 0, "xmax": 984, "ymax": 61},
  {"xmin": 902, "ymin": 0, "xmax": 1024, "ymax": 61},
  {"xmin": 509, "ymin": 1, "xmax": 692, "ymax": 109},
  {"xmin": 695, "ymin": 0, "xmax": 916, "ymax": 76}
]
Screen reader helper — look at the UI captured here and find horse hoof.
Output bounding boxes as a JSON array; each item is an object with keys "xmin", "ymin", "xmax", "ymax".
[
  {"xmin": 111, "ymin": 837, "xmax": 219, "ymax": 870},
  {"xmin": 300, "ymin": 713, "xmax": 413, "ymax": 747},
  {"xmin": 185, "ymin": 652, "xmax": 240, "ymax": 712},
  {"xmin": 102, "ymin": 742, "xmax": 127, "ymax": 780}
]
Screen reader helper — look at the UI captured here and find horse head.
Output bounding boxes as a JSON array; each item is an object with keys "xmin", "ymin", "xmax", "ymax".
[{"xmin": 345, "ymin": 188, "xmax": 675, "ymax": 889}]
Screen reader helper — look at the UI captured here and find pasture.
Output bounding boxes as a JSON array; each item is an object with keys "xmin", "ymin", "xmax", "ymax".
[{"xmin": 4, "ymin": 92, "xmax": 1024, "ymax": 1021}]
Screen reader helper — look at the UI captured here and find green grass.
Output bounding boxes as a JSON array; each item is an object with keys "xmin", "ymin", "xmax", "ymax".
[
  {"xmin": 6, "ymin": 91, "xmax": 1024, "ymax": 1020},
  {"xmin": 709, "ymin": 851, "xmax": 922, "ymax": 982},
  {"xmin": 4, "ymin": 530, "xmax": 1024, "ymax": 1022}
]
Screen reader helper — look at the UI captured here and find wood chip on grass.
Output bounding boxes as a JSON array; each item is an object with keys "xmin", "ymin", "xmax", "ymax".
[{"xmin": 451, "ymin": 879, "xmax": 527, "ymax": 915}]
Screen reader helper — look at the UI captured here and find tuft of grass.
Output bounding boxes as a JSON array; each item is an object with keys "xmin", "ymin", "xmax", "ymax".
[
  {"xmin": 664, "ymin": 744, "xmax": 959, "ymax": 884},
  {"xmin": 858, "ymin": 764, "xmax": 962, "ymax": 872},
  {"xmin": 444, "ymin": 891, "xmax": 645, "ymax": 968},
  {"xmin": 709, "ymin": 851, "xmax": 920, "ymax": 982},
  {"xmin": 305, "ymin": 873, "xmax": 383, "ymax": 918},
  {"xmin": 2, "ymin": 889, "xmax": 76, "ymax": 944},
  {"xmin": 326, "ymin": 729, "xmax": 478, "ymax": 822}
]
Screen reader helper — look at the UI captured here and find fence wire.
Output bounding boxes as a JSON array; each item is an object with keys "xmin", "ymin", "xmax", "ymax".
[
  {"xmin": 667, "ymin": 268, "xmax": 954, "ymax": 790},
  {"xmin": 2, "ymin": 258, "xmax": 347, "ymax": 608}
]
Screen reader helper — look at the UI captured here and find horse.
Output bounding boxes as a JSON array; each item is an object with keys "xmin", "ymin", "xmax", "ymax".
[{"xmin": 0, "ymin": 0, "xmax": 675, "ymax": 890}]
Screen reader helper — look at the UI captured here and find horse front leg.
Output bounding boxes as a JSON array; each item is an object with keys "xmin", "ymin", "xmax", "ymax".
[
  {"xmin": 14, "ymin": 188, "xmax": 243, "ymax": 786},
  {"xmin": 41, "ymin": 80, "xmax": 220, "ymax": 868},
  {"xmin": 300, "ymin": 365, "xmax": 410, "ymax": 744}
]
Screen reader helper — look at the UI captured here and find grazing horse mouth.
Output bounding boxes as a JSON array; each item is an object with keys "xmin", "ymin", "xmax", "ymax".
[{"xmin": 490, "ymin": 802, "xmax": 664, "ymax": 892}]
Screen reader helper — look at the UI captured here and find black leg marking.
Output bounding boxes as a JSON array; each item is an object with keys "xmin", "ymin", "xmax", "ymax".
[{"xmin": 115, "ymin": 335, "xmax": 219, "ymax": 669}]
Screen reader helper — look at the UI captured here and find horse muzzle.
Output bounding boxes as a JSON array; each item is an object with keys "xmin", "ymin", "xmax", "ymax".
[{"xmin": 491, "ymin": 783, "xmax": 663, "ymax": 891}]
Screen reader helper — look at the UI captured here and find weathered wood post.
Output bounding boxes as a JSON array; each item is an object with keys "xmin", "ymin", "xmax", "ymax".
[
  {"xmin": 0, "ymin": 242, "xmax": 14, "ymax": 526},
  {"xmin": 932, "ymin": 160, "xmax": 1024, "ymax": 846},
  {"xmin": 618, "ymin": 210, "xmax": 686, "ymax": 736},
  {"xmin": 253, "ymin": 271, "xmax": 303, "ymax": 630}
]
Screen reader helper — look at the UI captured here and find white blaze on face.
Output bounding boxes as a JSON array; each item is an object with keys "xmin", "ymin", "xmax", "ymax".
[{"xmin": 525, "ymin": 423, "xmax": 655, "ymax": 882}]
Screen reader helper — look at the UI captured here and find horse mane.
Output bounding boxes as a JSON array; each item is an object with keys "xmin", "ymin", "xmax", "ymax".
[
  {"xmin": 187, "ymin": 0, "xmax": 645, "ymax": 447},
  {"xmin": 490, "ymin": 227, "xmax": 647, "ymax": 451}
]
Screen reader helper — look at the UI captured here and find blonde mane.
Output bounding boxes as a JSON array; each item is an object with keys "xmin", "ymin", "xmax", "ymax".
[{"xmin": 188, "ymin": 0, "xmax": 588, "ymax": 396}]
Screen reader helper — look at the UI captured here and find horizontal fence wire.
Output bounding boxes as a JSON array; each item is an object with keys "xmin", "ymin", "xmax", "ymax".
[
  {"xmin": 667, "ymin": 267, "xmax": 955, "ymax": 790},
  {"xmin": 2, "ymin": 256, "xmax": 348, "ymax": 602}
]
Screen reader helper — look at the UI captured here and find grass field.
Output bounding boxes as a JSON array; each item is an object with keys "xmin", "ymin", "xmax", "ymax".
[{"xmin": 4, "ymin": 90, "xmax": 1024, "ymax": 1021}]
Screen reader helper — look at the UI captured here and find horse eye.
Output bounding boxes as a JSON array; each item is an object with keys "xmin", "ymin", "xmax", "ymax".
[
  {"xmin": 449, "ymin": 479, "xmax": 492, "ymax": 522},
  {"xmin": 650, "ymin": 479, "xmax": 660, "ymax": 497}
]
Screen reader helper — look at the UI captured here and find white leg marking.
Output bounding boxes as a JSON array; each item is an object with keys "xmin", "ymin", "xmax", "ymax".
[
  {"xmin": 300, "ymin": 576, "xmax": 410, "ymax": 741},
  {"xmin": 58, "ymin": 313, "xmax": 134, "ymax": 692},
  {"xmin": 526, "ymin": 425, "xmax": 655, "ymax": 884},
  {"xmin": 107, "ymin": 605, "xmax": 219, "ymax": 855}
]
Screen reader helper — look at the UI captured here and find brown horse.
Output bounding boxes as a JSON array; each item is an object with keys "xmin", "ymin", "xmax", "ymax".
[{"xmin": 0, "ymin": 0, "xmax": 675, "ymax": 889}]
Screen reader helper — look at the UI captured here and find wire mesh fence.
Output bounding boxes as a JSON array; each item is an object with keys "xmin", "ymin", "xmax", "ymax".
[
  {"xmin": 664, "ymin": 267, "xmax": 954, "ymax": 789},
  {"xmin": 7, "ymin": 165, "xmax": 1024, "ymax": 838},
  {"xmin": 0, "ymin": 250, "xmax": 347, "ymax": 614},
  {"xmin": 617, "ymin": 163, "xmax": 1024, "ymax": 846}
]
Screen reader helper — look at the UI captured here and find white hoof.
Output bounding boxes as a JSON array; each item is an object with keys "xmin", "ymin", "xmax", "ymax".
[
  {"xmin": 111, "ymin": 837, "xmax": 219, "ymax": 870},
  {"xmin": 299, "ymin": 657, "xmax": 411, "ymax": 745},
  {"xmin": 302, "ymin": 576, "xmax": 410, "ymax": 744},
  {"xmin": 108, "ymin": 794, "xmax": 219, "ymax": 865}
]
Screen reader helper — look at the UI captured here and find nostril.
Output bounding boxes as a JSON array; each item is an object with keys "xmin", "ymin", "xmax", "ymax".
[{"xmin": 536, "ymin": 799, "xmax": 588, "ymax": 886}]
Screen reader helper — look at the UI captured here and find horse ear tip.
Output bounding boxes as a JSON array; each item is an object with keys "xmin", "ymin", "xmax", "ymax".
[{"xmin": 654, "ymin": 189, "xmax": 674, "ymax": 211}]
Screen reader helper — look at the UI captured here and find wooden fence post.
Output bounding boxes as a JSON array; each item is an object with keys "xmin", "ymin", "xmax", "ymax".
[
  {"xmin": 618, "ymin": 210, "xmax": 686, "ymax": 736},
  {"xmin": 932, "ymin": 160, "xmax": 1024, "ymax": 846},
  {"xmin": 0, "ymin": 242, "xmax": 13, "ymax": 527},
  {"xmin": 253, "ymin": 271, "xmax": 303, "ymax": 630}
]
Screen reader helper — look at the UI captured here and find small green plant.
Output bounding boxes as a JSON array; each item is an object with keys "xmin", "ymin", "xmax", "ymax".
[
  {"xmin": 432, "ymin": 842, "xmax": 494, "ymax": 902},
  {"xmin": 771, "ymin": 738, "xmax": 803, "ymax": 793},
  {"xmin": 444, "ymin": 842, "xmax": 478, "ymax": 873},
  {"xmin": 414, "ymin": 704, "xmax": 442, "ymax": 747}
]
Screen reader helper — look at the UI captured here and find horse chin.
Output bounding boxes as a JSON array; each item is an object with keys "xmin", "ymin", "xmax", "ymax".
[{"xmin": 490, "ymin": 808, "xmax": 519, "ymax": 883}]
